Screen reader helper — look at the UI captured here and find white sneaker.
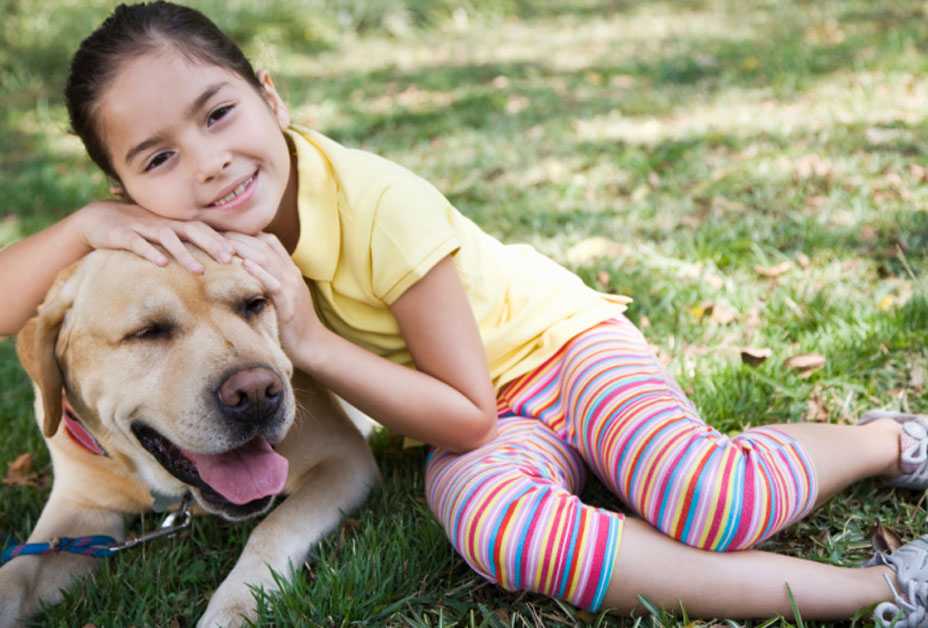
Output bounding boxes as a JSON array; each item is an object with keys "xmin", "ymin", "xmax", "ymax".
[
  {"xmin": 872, "ymin": 535, "xmax": 928, "ymax": 627},
  {"xmin": 860, "ymin": 411, "xmax": 928, "ymax": 490}
]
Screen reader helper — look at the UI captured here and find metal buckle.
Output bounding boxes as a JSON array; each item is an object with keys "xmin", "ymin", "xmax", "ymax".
[{"xmin": 108, "ymin": 493, "xmax": 193, "ymax": 553}]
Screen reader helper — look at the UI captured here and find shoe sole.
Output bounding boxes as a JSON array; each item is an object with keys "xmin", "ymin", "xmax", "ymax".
[{"xmin": 859, "ymin": 410, "xmax": 928, "ymax": 425}]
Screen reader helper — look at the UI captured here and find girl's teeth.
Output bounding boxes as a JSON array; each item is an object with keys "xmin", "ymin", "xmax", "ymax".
[{"xmin": 214, "ymin": 175, "xmax": 253, "ymax": 206}]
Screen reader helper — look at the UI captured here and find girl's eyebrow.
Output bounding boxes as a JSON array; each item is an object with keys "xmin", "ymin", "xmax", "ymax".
[{"xmin": 124, "ymin": 81, "xmax": 229, "ymax": 165}]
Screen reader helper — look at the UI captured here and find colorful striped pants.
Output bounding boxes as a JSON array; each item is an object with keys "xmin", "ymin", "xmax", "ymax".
[{"xmin": 425, "ymin": 316, "xmax": 817, "ymax": 611}]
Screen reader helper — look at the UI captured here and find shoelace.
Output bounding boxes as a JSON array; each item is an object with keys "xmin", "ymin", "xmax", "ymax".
[
  {"xmin": 902, "ymin": 421, "xmax": 928, "ymax": 468},
  {"xmin": 876, "ymin": 572, "xmax": 928, "ymax": 627},
  {"xmin": 890, "ymin": 420, "xmax": 928, "ymax": 489}
]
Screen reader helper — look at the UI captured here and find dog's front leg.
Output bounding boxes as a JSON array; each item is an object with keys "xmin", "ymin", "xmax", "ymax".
[
  {"xmin": 0, "ymin": 490, "xmax": 124, "ymax": 628},
  {"xmin": 197, "ymin": 449, "xmax": 377, "ymax": 628}
]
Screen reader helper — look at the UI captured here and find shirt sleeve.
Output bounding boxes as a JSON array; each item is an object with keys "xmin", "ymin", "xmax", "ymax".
[{"xmin": 370, "ymin": 174, "xmax": 461, "ymax": 305}]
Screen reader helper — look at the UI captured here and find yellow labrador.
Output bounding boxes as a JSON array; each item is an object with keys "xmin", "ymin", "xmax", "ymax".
[{"xmin": 0, "ymin": 248, "xmax": 378, "ymax": 627}]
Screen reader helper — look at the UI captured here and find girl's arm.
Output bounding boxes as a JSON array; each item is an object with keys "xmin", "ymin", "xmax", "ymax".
[
  {"xmin": 230, "ymin": 233, "xmax": 497, "ymax": 453},
  {"xmin": 0, "ymin": 211, "xmax": 90, "ymax": 336},
  {"xmin": 313, "ymin": 256, "xmax": 497, "ymax": 452},
  {"xmin": 0, "ymin": 202, "xmax": 233, "ymax": 336}
]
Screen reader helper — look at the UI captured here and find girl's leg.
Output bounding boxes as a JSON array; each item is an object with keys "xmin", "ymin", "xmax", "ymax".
[
  {"xmin": 548, "ymin": 316, "xmax": 901, "ymax": 550},
  {"xmin": 424, "ymin": 414, "xmax": 897, "ymax": 620},
  {"xmin": 604, "ymin": 516, "xmax": 894, "ymax": 619},
  {"xmin": 425, "ymin": 416, "xmax": 624, "ymax": 612},
  {"xmin": 763, "ymin": 420, "xmax": 901, "ymax": 507}
]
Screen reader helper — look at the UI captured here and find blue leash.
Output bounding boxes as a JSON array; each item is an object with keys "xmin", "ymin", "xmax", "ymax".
[
  {"xmin": 1, "ymin": 493, "xmax": 192, "ymax": 566},
  {"xmin": 1, "ymin": 535, "xmax": 118, "ymax": 563}
]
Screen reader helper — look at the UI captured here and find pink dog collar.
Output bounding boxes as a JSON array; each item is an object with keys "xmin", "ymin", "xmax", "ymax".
[{"xmin": 61, "ymin": 397, "xmax": 108, "ymax": 457}]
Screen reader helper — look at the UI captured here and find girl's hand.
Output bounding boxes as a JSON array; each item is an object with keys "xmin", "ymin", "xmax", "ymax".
[
  {"xmin": 74, "ymin": 201, "xmax": 233, "ymax": 273},
  {"xmin": 225, "ymin": 232, "xmax": 325, "ymax": 361}
]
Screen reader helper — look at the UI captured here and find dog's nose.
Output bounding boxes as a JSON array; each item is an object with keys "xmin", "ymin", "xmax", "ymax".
[{"xmin": 217, "ymin": 367, "xmax": 283, "ymax": 424}]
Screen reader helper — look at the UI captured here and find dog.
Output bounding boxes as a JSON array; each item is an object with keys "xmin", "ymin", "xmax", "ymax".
[{"xmin": 0, "ymin": 247, "xmax": 379, "ymax": 627}]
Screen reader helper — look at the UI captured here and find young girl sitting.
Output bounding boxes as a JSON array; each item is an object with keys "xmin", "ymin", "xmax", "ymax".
[{"xmin": 1, "ymin": 2, "xmax": 925, "ymax": 625}]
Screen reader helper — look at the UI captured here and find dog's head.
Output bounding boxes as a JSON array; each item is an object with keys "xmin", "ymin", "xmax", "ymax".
[{"xmin": 16, "ymin": 248, "xmax": 296, "ymax": 520}]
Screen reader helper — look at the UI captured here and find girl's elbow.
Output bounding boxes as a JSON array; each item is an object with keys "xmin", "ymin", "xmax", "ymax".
[{"xmin": 455, "ymin": 411, "xmax": 498, "ymax": 453}]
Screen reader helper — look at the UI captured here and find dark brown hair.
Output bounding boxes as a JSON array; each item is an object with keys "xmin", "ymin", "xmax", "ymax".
[{"xmin": 65, "ymin": 1, "xmax": 262, "ymax": 180}]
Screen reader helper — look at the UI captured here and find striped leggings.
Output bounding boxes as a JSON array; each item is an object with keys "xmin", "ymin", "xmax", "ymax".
[{"xmin": 425, "ymin": 316, "xmax": 817, "ymax": 611}]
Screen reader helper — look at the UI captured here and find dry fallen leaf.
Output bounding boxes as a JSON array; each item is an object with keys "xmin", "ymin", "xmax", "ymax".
[
  {"xmin": 741, "ymin": 347, "xmax": 772, "ymax": 366},
  {"xmin": 785, "ymin": 353, "xmax": 827, "ymax": 377},
  {"xmin": 794, "ymin": 154, "xmax": 833, "ymax": 180},
  {"xmin": 871, "ymin": 520, "xmax": 903, "ymax": 554},
  {"xmin": 566, "ymin": 237, "xmax": 625, "ymax": 265},
  {"xmin": 505, "ymin": 96, "xmax": 529, "ymax": 114},
  {"xmin": 3, "ymin": 452, "xmax": 39, "ymax": 487},
  {"xmin": 710, "ymin": 301, "xmax": 738, "ymax": 325},
  {"xmin": 911, "ymin": 364, "xmax": 926, "ymax": 392},
  {"xmin": 689, "ymin": 300, "xmax": 737, "ymax": 325},
  {"xmin": 610, "ymin": 74, "xmax": 636, "ymax": 88},
  {"xmin": 689, "ymin": 301, "xmax": 712, "ymax": 320},
  {"xmin": 866, "ymin": 127, "xmax": 906, "ymax": 146},
  {"xmin": 745, "ymin": 304, "xmax": 763, "ymax": 333},
  {"xmin": 878, "ymin": 295, "xmax": 895, "ymax": 311},
  {"xmin": 805, "ymin": 388, "xmax": 829, "ymax": 422},
  {"xmin": 650, "ymin": 344, "xmax": 673, "ymax": 368},
  {"xmin": 910, "ymin": 163, "xmax": 928, "ymax": 183},
  {"xmin": 859, "ymin": 224, "xmax": 879, "ymax": 242},
  {"xmin": 805, "ymin": 194, "xmax": 828, "ymax": 210},
  {"xmin": 491, "ymin": 75, "xmax": 510, "ymax": 89},
  {"xmin": 755, "ymin": 262, "xmax": 793, "ymax": 279},
  {"xmin": 495, "ymin": 608, "xmax": 513, "ymax": 623}
]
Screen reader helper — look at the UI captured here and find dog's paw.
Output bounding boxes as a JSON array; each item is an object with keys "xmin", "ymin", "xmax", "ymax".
[
  {"xmin": 196, "ymin": 583, "xmax": 259, "ymax": 628},
  {"xmin": 0, "ymin": 567, "xmax": 31, "ymax": 628}
]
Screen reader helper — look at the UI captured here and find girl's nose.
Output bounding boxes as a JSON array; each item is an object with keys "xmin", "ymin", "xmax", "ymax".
[{"xmin": 197, "ymin": 151, "xmax": 232, "ymax": 184}]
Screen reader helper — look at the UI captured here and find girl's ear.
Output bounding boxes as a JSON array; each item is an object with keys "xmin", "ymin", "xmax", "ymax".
[
  {"xmin": 108, "ymin": 180, "xmax": 129, "ymax": 201},
  {"xmin": 257, "ymin": 69, "xmax": 290, "ymax": 130}
]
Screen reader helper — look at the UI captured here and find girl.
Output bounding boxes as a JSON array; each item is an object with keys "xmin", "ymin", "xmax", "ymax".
[{"xmin": 4, "ymin": 2, "xmax": 926, "ymax": 625}]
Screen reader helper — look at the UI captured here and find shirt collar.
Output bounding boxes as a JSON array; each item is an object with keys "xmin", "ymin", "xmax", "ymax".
[{"xmin": 287, "ymin": 125, "xmax": 340, "ymax": 283}]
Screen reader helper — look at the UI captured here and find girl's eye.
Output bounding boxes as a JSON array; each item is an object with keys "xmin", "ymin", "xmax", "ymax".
[
  {"xmin": 207, "ymin": 104, "xmax": 235, "ymax": 127},
  {"xmin": 144, "ymin": 151, "xmax": 173, "ymax": 172}
]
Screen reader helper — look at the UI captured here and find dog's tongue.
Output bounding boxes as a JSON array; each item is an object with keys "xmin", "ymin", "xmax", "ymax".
[{"xmin": 181, "ymin": 437, "xmax": 288, "ymax": 505}]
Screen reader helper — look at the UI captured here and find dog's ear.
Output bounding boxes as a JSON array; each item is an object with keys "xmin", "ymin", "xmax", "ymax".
[{"xmin": 16, "ymin": 264, "xmax": 82, "ymax": 438}]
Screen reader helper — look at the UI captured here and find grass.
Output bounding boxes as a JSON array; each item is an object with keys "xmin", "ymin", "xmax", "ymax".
[{"xmin": 1, "ymin": 0, "xmax": 927, "ymax": 625}]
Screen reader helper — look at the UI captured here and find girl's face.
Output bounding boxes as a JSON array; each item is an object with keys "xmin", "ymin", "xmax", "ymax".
[{"xmin": 99, "ymin": 47, "xmax": 293, "ymax": 235}]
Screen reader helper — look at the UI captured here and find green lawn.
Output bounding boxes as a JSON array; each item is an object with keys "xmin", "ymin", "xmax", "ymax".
[{"xmin": 2, "ymin": 1, "xmax": 927, "ymax": 625}]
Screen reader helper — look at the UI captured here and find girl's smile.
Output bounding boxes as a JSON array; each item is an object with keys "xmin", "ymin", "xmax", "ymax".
[{"xmin": 208, "ymin": 168, "xmax": 259, "ymax": 209}]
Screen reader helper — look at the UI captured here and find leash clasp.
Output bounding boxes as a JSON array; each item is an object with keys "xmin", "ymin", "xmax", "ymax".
[{"xmin": 107, "ymin": 492, "xmax": 193, "ymax": 553}]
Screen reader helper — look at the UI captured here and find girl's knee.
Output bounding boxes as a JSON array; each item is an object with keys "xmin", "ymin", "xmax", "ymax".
[{"xmin": 437, "ymin": 482, "xmax": 624, "ymax": 612}]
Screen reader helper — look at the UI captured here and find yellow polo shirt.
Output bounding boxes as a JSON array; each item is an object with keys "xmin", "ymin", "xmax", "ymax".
[{"xmin": 288, "ymin": 125, "xmax": 631, "ymax": 391}]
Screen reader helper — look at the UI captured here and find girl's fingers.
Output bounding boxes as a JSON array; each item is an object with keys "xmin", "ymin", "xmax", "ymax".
[
  {"xmin": 226, "ymin": 234, "xmax": 274, "ymax": 269},
  {"xmin": 127, "ymin": 234, "xmax": 169, "ymax": 267},
  {"xmin": 257, "ymin": 233, "xmax": 291, "ymax": 260},
  {"xmin": 242, "ymin": 258, "xmax": 282, "ymax": 293},
  {"xmin": 181, "ymin": 222, "xmax": 234, "ymax": 263},
  {"xmin": 157, "ymin": 229, "xmax": 204, "ymax": 273}
]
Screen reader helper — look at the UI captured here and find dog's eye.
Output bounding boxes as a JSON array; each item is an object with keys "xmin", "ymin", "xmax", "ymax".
[
  {"xmin": 128, "ymin": 323, "xmax": 174, "ymax": 342},
  {"xmin": 242, "ymin": 296, "xmax": 268, "ymax": 319}
]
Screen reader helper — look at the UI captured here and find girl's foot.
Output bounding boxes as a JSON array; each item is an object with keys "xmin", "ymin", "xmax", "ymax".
[
  {"xmin": 861, "ymin": 411, "xmax": 928, "ymax": 490},
  {"xmin": 871, "ymin": 535, "xmax": 928, "ymax": 627}
]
